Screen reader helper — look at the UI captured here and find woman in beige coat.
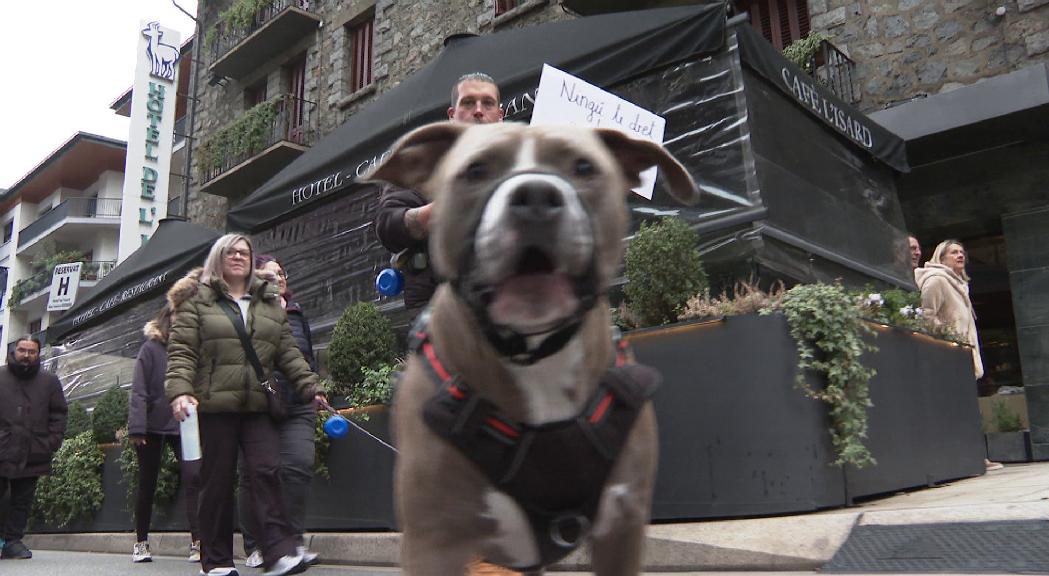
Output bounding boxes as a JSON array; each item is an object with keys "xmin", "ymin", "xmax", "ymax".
[
  {"xmin": 914, "ymin": 239, "xmax": 1001, "ymax": 471},
  {"xmin": 914, "ymin": 239, "xmax": 983, "ymax": 379}
]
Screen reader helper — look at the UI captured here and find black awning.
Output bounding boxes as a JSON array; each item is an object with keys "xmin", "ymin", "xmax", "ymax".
[
  {"xmin": 226, "ymin": 5, "xmax": 727, "ymax": 232},
  {"xmin": 734, "ymin": 24, "xmax": 909, "ymax": 173},
  {"xmin": 47, "ymin": 218, "xmax": 221, "ymax": 342}
]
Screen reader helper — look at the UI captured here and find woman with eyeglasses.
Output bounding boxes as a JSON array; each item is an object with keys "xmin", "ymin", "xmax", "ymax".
[
  {"xmin": 166, "ymin": 234, "xmax": 324, "ymax": 576},
  {"xmin": 239, "ymin": 255, "xmax": 320, "ymax": 569}
]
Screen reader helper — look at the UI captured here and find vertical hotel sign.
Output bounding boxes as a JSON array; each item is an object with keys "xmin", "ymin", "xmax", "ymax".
[{"xmin": 118, "ymin": 21, "xmax": 180, "ymax": 263}]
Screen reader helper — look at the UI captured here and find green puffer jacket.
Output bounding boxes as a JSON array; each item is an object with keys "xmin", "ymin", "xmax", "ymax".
[{"xmin": 164, "ymin": 271, "xmax": 318, "ymax": 413}]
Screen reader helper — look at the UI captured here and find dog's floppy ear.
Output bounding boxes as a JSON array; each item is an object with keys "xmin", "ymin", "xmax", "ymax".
[
  {"xmin": 365, "ymin": 122, "xmax": 469, "ymax": 194},
  {"xmin": 595, "ymin": 129, "xmax": 700, "ymax": 205}
]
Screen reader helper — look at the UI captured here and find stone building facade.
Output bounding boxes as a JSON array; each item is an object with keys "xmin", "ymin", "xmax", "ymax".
[
  {"xmin": 186, "ymin": 0, "xmax": 569, "ymax": 229},
  {"xmin": 808, "ymin": 0, "xmax": 1049, "ymax": 111}
]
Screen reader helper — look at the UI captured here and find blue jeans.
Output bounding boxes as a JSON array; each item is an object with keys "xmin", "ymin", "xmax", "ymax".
[{"xmin": 239, "ymin": 403, "xmax": 316, "ymax": 553}]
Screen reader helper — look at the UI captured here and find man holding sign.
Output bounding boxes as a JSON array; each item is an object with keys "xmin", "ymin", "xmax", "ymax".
[{"xmin": 374, "ymin": 72, "xmax": 505, "ymax": 314}]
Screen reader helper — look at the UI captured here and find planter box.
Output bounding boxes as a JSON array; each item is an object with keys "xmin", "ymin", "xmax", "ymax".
[
  {"xmin": 986, "ymin": 431, "xmax": 1032, "ymax": 463},
  {"xmin": 627, "ymin": 314, "xmax": 985, "ymax": 519}
]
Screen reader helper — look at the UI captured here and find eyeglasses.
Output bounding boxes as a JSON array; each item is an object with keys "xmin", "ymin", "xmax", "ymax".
[
  {"xmin": 276, "ymin": 270, "xmax": 288, "ymax": 279},
  {"xmin": 224, "ymin": 248, "xmax": 251, "ymax": 260}
]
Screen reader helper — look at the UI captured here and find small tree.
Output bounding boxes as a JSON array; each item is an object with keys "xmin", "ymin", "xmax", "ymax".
[
  {"xmin": 65, "ymin": 401, "xmax": 91, "ymax": 439},
  {"xmin": 326, "ymin": 302, "xmax": 398, "ymax": 398},
  {"xmin": 624, "ymin": 217, "xmax": 708, "ymax": 327},
  {"xmin": 92, "ymin": 385, "xmax": 129, "ymax": 444}
]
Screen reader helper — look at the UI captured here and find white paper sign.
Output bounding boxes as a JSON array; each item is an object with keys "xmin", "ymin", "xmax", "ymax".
[
  {"xmin": 530, "ymin": 64, "xmax": 665, "ymax": 199},
  {"xmin": 47, "ymin": 262, "xmax": 83, "ymax": 312}
]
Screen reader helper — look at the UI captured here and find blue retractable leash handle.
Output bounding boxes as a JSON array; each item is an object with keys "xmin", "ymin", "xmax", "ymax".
[
  {"xmin": 319, "ymin": 400, "xmax": 350, "ymax": 438},
  {"xmin": 375, "ymin": 249, "xmax": 408, "ymax": 296}
]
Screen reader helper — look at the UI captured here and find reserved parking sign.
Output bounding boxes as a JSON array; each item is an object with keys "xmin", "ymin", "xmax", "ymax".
[{"xmin": 47, "ymin": 262, "xmax": 83, "ymax": 312}]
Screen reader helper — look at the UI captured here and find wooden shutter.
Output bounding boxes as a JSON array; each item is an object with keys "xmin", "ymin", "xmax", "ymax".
[
  {"xmin": 350, "ymin": 17, "xmax": 374, "ymax": 93},
  {"xmin": 741, "ymin": 0, "xmax": 811, "ymax": 50}
]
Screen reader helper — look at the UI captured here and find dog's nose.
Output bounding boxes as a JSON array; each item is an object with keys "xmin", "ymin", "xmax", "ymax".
[{"xmin": 509, "ymin": 181, "xmax": 565, "ymax": 222}]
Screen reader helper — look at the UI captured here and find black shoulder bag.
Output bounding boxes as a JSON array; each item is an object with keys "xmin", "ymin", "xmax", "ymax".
[{"xmin": 218, "ymin": 299, "xmax": 287, "ymax": 422}]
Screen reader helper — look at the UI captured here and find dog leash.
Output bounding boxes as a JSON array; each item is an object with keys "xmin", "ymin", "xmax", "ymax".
[{"xmin": 320, "ymin": 402, "xmax": 399, "ymax": 453}]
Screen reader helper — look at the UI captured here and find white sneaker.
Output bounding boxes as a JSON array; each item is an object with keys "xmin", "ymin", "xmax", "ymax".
[
  {"xmin": 188, "ymin": 540, "xmax": 201, "ymax": 562},
  {"xmin": 245, "ymin": 550, "xmax": 264, "ymax": 568},
  {"xmin": 261, "ymin": 553, "xmax": 306, "ymax": 576},
  {"xmin": 198, "ymin": 568, "xmax": 239, "ymax": 576},
  {"xmin": 132, "ymin": 541, "xmax": 152, "ymax": 563},
  {"xmin": 296, "ymin": 546, "xmax": 318, "ymax": 566}
]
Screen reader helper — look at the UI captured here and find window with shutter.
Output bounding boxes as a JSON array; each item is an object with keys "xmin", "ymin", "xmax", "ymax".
[{"xmin": 738, "ymin": 0, "xmax": 811, "ymax": 50}]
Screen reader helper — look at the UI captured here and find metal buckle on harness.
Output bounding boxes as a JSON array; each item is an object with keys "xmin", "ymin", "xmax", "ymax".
[{"xmin": 549, "ymin": 513, "xmax": 591, "ymax": 549}]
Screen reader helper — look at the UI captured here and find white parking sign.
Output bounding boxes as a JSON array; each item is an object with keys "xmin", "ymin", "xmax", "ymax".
[{"xmin": 47, "ymin": 262, "xmax": 83, "ymax": 312}]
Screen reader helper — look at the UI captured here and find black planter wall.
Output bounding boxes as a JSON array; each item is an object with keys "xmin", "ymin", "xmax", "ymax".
[{"xmin": 30, "ymin": 315, "xmax": 984, "ymax": 532}]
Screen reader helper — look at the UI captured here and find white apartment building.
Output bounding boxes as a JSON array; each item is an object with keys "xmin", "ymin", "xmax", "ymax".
[{"xmin": 0, "ymin": 133, "xmax": 127, "ymax": 352}]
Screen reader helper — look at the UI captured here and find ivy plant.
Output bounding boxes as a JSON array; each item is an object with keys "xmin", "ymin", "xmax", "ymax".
[
  {"xmin": 8, "ymin": 248, "xmax": 84, "ymax": 307},
  {"xmin": 197, "ymin": 98, "xmax": 281, "ymax": 179},
  {"xmin": 31, "ymin": 431, "xmax": 105, "ymax": 527},
  {"xmin": 774, "ymin": 283, "xmax": 877, "ymax": 468},
  {"xmin": 624, "ymin": 217, "xmax": 708, "ymax": 328},
  {"xmin": 206, "ymin": 0, "xmax": 273, "ymax": 50},
  {"xmin": 118, "ymin": 431, "xmax": 182, "ymax": 506},
  {"xmin": 783, "ymin": 31, "xmax": 831, "ymax": 75}
]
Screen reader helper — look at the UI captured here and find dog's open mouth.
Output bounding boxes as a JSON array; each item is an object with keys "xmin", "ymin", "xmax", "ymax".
[{"xmin": 488, "ymin": 246, "xmax": 579, "ymax": 330}]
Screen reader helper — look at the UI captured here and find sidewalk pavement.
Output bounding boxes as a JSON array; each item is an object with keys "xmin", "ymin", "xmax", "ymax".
[{"xmin": 25, "ymin": 462, "xmax": 1049, "ymax": 572}]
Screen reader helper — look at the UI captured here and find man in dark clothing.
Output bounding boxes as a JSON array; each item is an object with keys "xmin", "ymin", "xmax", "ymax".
[
  {"xmin": 0, "ymin": 336, "xmax": 68, "ymax": 560},
  {"xmin": 374, "ymin": 72, "xmax": 504, "ymax": 313}
]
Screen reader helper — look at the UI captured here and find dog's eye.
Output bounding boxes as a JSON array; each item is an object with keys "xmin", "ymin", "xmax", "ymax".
[
  {"xmin": 574, "ymin": 158, "xmax": 596, "ymax": 177},
  {"xmin": 463, "ymin": 162, "xmax": 488, "ymax": 181}
]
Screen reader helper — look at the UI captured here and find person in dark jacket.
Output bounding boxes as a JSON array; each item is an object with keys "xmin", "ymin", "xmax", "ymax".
[
  {"xmin": 0, "ymin": 336, "xmax": 67, "ymax": 560},
  {"xmin": 166, "ymin": 234, "xmax": 323, "ymax": 576},
  {"xmin": 374, "ymin": 72, "xmax": 504, "ymax": 313},
  {"xmin": 128, "ymin": 303, "xmax": 202, "ymax": 563},
  {"xmin": 239, "ymin": 255, "xmax": 319, "ymax": 568}
]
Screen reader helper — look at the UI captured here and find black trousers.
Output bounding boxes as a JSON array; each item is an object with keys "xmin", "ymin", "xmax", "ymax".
[
  {"xmin": 134, "ymin": 433, "xmax": 201, "ymax": 542},
  {"xmin": 0, "ymin": 476, "xmax": 39, "ymax": 542},
  {"xmin": 198, "ymin": 412, "xmax": 296, "ymax": 572}
]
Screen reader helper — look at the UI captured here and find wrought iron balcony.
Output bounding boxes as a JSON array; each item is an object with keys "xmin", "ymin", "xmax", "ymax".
[
  {"xmin": 208, "ymin": 0, "xmax": 320, "ymax": 80},
  {"xmin": 199, "ymin": 94, "xmax": 316, "ymax": 199},
  {"xmin": 8, "ymin": 260, "xmax": 115, "ymax": 309},
  {"xmin": 18, "ymin": 198, "xmax": 122, "ymax": 249},
  {"xmin": 805, "ymin": 39, "xmax": 859, "ymax": 104}
]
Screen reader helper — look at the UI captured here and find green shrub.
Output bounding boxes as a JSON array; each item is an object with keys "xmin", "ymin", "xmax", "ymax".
[
  {"xmin": 65, "ymin": 401, "xmax": 91, "ymax": 439},
  {"xmin": 118, "ymin": 431, "xmax": 181, "ymax": 506},
  {"xmin": 92, "ymin": 385, "xmax": 129, "ymax": 444},
  {"xmin": 326, "ymin": 302, "xmax": 398, "ymax": 397},
  {"xmin": 624, "ymin": 217, "xmax": 708, "ymax": 327},
  {"xmin": 31, "ymin": 431, "xmax": 104, "ymax": 527}
]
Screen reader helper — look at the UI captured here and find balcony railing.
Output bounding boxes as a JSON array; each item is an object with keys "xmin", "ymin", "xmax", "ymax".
[
  {"xmin": 18, "ymin": 198, "xmax": 122, "ymax": 249},
  {"xmin": 8, "ymin": 260, "xmax": 115, "ymax": 308},
  {"xmin": 805, "ymin": 39, "xmax": 859, "ymax": 104},
  {"xmin": 209, "ymin": 0, "xmax": 317, "ymax": 77},
  {"xmin": 200, "ymin": 94, "xmax": 316, "ymax": 185}
]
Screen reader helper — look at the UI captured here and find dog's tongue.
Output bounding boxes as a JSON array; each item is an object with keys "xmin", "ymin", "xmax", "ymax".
[{"xmin": 489, "ymin": 273, "xmax": 577, "ymax": 326}]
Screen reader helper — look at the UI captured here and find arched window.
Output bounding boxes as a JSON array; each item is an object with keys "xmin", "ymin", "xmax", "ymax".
[{"xmin": 737, "ymin": 0, "xmax": 811, "ymax": 50}]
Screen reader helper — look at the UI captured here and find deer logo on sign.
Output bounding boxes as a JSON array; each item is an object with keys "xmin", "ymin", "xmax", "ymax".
[{"xmin": 142, "ymin": 21, "xmax": 180, "ymax": 81}]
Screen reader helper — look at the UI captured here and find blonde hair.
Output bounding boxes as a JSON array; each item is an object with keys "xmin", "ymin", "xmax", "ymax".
[
  {"xmin": 200, "ymin": 234, "xmax": 255, "ymax": 289},
  {"xmin": 929, "ymin": 239, "xmax": 969, "ymax": 282}
]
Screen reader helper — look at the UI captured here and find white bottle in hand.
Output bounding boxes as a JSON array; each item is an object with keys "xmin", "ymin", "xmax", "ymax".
[{"xmin": 179, "ymin": 404, "xmax": 201, "ymax": 461}]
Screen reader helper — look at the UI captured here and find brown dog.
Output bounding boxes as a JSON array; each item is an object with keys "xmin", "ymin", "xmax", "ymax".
[{"xmin": 368, "ymin": 122, "xmax": 698, "ymax": 575}]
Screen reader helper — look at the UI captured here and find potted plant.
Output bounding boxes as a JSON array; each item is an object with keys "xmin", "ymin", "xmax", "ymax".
[{"xmin": 984, "ymin": 399, "xmax": 1031, "ymax": 463}]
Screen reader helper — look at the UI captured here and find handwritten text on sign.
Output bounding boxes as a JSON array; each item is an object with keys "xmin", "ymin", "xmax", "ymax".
[{"xmin": 530, "ymin": 64, "xmax": 665, "ymax": 199}]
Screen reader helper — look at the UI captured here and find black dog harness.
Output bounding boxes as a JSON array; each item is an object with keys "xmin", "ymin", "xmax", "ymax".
[{"xmin": 412, "ymin": 321, "xmax": 660, "ymax": 570}]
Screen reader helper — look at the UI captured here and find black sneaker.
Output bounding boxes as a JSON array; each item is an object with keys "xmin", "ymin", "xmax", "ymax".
[{"xmin": 1, "ymin": 540, "xmax": 32, "ymax": 560}]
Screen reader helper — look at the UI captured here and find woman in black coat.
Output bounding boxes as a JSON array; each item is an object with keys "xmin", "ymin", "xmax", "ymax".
[{"xmin": 128, "ymin": 304, "xmax": 201, "ymax": 563}]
